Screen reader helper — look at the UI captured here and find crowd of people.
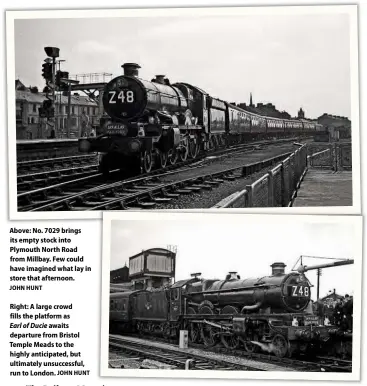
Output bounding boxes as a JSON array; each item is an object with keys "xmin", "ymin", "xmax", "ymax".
[{"xmin": 315, "ymin": 294, "xmax": 353, "ymax": 331}]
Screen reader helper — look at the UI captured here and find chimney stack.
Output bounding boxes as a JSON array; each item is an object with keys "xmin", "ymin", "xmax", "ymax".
[
  {"xmin": 122, "ymin": 63, "xmax": 141, "ymax": 77},
  {"xmin": 271, "ymin": 262, "xmax": 286, "ymax": 276},
  {"xmin": 190, "ymin": 272, "xmax": 201, "ymax": 278},
  {"xmin": 155, "ymin": 75, "xmax": 165, "ymax": 84},
  {"xmin": 226, "ymin": 271, "xmax": 239, "ymax": 280}
]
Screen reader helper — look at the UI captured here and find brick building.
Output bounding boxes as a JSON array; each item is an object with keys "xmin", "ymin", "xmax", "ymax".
[
  {"xmin": 15, "ymin": 79, "xmax": 99, "ymax": 139},
  {"xmin": 317, "ymin": 113, "xmax": 351, "ymax": 139}
]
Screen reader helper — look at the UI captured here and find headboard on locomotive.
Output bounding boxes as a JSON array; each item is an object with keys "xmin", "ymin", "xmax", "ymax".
[{"xmin": 129, "ymin": 247, "xmax": 176, "ymax": 290}]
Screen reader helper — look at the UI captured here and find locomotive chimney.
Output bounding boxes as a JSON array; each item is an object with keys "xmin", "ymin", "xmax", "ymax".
[
  {"xmin": 155, "ymin": 75, "xmax": 165, "ymax": 84},
  {"xmin": 190, "ymin": 272, "xmax": 201, "ymax": 278},
  {"xmin": 226, "ymin": 271, "xmax": 239, "ymax": 280},
  {"xmin": 271, "ymin": 262, "xmax": 286, "ymax": 276},
  {"xmin": 122, "ymin": 63, "xmax": 141, "ymax": 77}
]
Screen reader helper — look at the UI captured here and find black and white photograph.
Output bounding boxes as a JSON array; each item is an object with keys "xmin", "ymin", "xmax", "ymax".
[
  {"xmin": 100, "ymin": 212, "xmax": 362, "ymax": 380},
  {"xmin": 6, "ymin": 5, "xmax": 360, "ymax": 218}
]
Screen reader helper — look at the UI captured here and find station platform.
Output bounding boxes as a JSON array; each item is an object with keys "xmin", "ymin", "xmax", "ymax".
[
  {"xmin": 16, "ymin": 138, "xmax": 80, "ymax": 161},
  {"xmin": 293, "ymin": 169, "xmax": 352, "ymax": 207}
]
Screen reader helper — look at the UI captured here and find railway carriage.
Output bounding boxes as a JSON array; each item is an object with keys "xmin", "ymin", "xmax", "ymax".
[
  {"xmin": 109, "ymin": 290, "xmax": 140, "ymax": 332},
  {"xmin": 208, "ymin": 97, "xmax": 226, "ymax": 134}
]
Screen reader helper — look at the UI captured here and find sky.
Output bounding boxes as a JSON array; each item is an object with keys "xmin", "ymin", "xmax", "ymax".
[
  {"xmin": 13, "ymin": 9, "xmax": 352, "ymax": 119},
  {"xmin": 109, "ymin": 215, "xmax": 360, "ymax": 301}
]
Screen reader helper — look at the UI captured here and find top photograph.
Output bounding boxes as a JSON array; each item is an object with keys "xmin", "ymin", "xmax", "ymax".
[{"xmin": 6, "ymin": 5, "xmax": 360, "ymax": 219}]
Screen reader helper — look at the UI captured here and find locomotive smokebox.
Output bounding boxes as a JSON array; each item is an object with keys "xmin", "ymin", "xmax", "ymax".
[
  {"xmin": 271, "ymin": 262, "xmax": 286, "ymax": 275},
  {"xmin": 122, "ymin": 63, "xmax": 141, "ymax": 77},
  {"xmin": 155, "ymin": 75, "xmax": 166, "ymax": 84}
]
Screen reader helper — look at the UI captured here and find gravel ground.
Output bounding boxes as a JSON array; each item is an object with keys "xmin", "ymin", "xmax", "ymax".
[
  {"xmin": 156, "ymin": 143, "xmax": 299, "ymax": 209},
  {"xmin": 109, "ymin": 352, "xmax": 142, "ymax": 369}
]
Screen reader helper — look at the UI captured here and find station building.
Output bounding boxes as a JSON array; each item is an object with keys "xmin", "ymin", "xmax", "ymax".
[{"xmin": 15, "ymin": 79, "xmax": 99, "ymax": 140}]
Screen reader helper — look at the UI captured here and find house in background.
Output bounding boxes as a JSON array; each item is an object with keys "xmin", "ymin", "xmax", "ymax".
[{"xmin": 15, "ymin": 79, "xmax": 99, "ymax": 140}]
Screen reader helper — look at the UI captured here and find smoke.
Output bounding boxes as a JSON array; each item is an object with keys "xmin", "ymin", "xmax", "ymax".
[{"xmin": 250, "ymin": 341, "xmax": 276, "ymax": 354}]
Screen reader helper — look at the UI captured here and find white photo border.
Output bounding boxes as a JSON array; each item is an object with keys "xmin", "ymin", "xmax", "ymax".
[
  {"xmin": 6, "ymin": 5, "xmax": 361, "ymax": 219},
  {"xmin": 100, "ymin": 212, "xmax": 362, "ymax": 381}
]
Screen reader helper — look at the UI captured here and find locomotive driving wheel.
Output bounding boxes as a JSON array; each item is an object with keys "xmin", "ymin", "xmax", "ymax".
[
  {"xmin": 221, "ymin": 331, "xmax": 240, "ymax": 349},
  {"xmin": 188, "ymin": 136, "xmax": 199, "ymax": 159},
  {"xmin": 187, "ymin": 307, "xmax": 200, "ymax": 343},
  {"xmin": 272, "ymin": 334, "xmax": 289, "ymax": 358},
  {"xmin": 241, "ymin": 330, "xmax": 260, "ymax": 353},
  {"xmin": 159, "ymin": 150, "xmax": 168, "ymax": 168},
  {"xmin": 167, "ymin": 149, "xmax": 178, "ymax": 165},
  {"xmin": 179, "ymin": 137, "xmax": 189, "ymax": 161},
  {"xmin": 142, "ymin": 151, "xmax": 153, "ymax": 173},
  {"xmin": 219, "ymin": 306, "xmax": 240, "ymax": 349},
  {"xmin": 199, "ymin": 305, "xmax": 217, "ymax": 347}
]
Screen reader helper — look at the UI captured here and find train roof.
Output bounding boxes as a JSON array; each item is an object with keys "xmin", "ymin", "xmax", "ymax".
[
  {"xmin": 178, "ymin": 82, "xmax": 209, "ymax": 96},
  {"xmin": 171, "ymin": 277, "xmax": 200, "ymax": 288}
]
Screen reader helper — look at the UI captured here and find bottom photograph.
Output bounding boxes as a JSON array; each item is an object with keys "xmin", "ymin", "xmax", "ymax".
[{"xmin": 100, "ymin": 213, "xmax": 362, "ymax": 381}]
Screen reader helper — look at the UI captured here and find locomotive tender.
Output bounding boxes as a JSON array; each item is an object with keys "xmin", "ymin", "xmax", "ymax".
[
  {"xmin": 79, "ymin": 62, "xmax": 323, "ymax": 175},
  {"xmin": 109, "ymin": 262, "xmax": 342, "ymax": 358}
]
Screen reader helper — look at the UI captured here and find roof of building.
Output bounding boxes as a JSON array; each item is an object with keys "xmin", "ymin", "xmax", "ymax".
[
  {"xmin": 15, "ymin": 79, "xmax": 27, "ymax": 90},
  {"xmin": 320, "ymin": 292, "xmax": 344, "ymax": 301},
  {"xmin": 129, "ymin": 247, "xmax": 176, "ymax": 260},
  {"xmin": 16, "ymin": 90, "xmax": 97, "ymax": 106}
]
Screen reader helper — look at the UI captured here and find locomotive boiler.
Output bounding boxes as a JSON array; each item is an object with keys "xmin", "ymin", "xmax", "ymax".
[{"xmin": 186, "ymin": 264, "xmax": 311, "ymax": 315}]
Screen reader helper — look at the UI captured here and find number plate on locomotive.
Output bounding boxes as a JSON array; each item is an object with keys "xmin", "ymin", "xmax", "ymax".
[
  {"xmin": 288, "ymin": 285, "xmax": 310, "ymax": 297},
  {"xmin": 106, "ymin": 123, "xmax": 128, "ymax": 136}
]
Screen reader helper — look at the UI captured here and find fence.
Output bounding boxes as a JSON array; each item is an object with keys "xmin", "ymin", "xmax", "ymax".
[
  {"xmin": 213, "ymin": 145, "xmax": 308, "ymax": 208},
  {"xmin": 214, "ymin": 142, "xmax": 352, "ymax": 208},
  {"xmin": 307, "ymin": 142, "xmax": 352, "ymax": 170}
]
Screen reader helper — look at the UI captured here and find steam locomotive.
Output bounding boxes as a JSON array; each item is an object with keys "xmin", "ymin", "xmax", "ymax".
[
  {"xmin": 110, "ymin": 263, "xmax": 346, "ymax": 358},
  {"xmin": 79, "ymin": 62, "xmax": 324, "ymax": 175}
]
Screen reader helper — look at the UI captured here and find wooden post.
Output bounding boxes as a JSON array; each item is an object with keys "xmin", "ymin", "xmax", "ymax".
[
  {"xmin": 246, "ymin": 185, "xmax": 253, "ymax": 207},
  {"xmin": 267, "ymin": 172, "xmax": 274, "ymax": 207}
]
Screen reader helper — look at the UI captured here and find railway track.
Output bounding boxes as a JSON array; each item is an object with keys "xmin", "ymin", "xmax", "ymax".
[
  {"xmin": 114, "ymin": 334, "xmax": 352, "ymax": 373},
  {"xmin": 25, "ymin": 149, "xmax": 291, "ymax": 212},
  {"xmin": 17, "ymin": 157, "xmax": 206, "ymax": 211},
  {"xmin": 17, "ymin": 138, "xmax": 302, "ymax": 211},
  {"xmin": 109, "ymin": 335, "xmax": 265, "ymax": 370},
  {"xmin": 203, "ymin": 345, "xmax": 352, "ymax": 372},
  {"xmin": 17, "ymin": 153, "xmax": 97, "ymax": 174},
  {"xmin": 17, "ymin": 164, "xmax": 100, "ymax": 192}
]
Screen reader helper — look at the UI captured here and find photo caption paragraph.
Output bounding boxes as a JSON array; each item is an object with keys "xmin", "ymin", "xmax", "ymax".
[{"xmin": 9, "ymin": 226, "xmax": 92, "ymax": 378}]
